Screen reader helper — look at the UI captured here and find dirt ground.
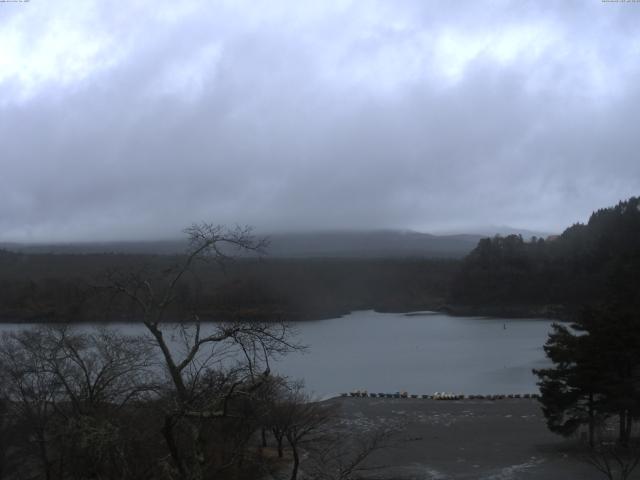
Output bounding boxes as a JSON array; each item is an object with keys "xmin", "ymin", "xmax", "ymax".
[{"xmin": 323, "ymin": 397, "xmax": 611, "ymax": 480}]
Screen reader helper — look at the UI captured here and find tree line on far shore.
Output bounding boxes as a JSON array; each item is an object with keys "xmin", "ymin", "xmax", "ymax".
[
  {"xmin": 0, "ymin": 250, "xmax": 457, "ymax": 323},
  {"xmin": 3, "ymin": 196, "xmax": 639, "ymax": 325}
]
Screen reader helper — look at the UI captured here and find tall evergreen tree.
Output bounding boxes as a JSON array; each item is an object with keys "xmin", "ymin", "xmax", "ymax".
[
  {"xmin": 535, "ymin": 306, "xmax": 640, "ymax": 446},
  {"xmin": 534, "ymin": 319, "xmax": 604, "ymax": 446}
]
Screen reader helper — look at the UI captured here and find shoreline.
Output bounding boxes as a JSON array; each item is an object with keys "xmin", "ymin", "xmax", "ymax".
[
  {"xmin": 326, "ymin": 396, "xmax": 603, "ymax": 479},
  {"xmin": 0, "ymin": 303, "xmax": 566, "ymax": 324},
  {"xmin": 437, "ymin": 303, "xmax": 568, "ymax": 320}
]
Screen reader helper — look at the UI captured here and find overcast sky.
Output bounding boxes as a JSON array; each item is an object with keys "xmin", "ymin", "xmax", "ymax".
[{"xmin": 1, "ymin": 1, "xmax": 639, "ymax": 242}]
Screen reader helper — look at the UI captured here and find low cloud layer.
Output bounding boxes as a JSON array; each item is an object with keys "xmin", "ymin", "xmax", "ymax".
[{"xmin": 1, "ymin": 1, "xmax": 639, "ymax": 241}]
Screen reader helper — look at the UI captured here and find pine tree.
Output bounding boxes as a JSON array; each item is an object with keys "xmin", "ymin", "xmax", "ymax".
[
  {"xmin": 534, "ymin": 320, "xmax": 604, "ymax": 446},
  {"xmin": 535, "ymin": 306, "xmax": 640, "ymax": 446}
]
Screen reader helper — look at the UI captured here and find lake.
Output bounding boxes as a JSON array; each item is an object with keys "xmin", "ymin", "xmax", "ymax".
[{"xmin": 0, "ymin": 311, "xmax": 555, "ymax": 397}]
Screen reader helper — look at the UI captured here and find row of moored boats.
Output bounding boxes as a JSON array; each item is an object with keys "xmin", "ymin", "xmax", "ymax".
[{"xmin": 342, "ymin": 390, "xmax": 539, "ymax": 400}]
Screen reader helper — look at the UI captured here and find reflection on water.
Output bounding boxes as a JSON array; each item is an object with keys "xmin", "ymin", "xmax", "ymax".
[{"xmin": 0, "ymin": 310, "xmax": 555, "ymax": 397}]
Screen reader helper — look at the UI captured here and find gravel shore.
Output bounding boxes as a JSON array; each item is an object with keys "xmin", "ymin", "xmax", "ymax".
[{"xmin": 327, "ymin": 397, "xmax": 604, "ymax": 480}]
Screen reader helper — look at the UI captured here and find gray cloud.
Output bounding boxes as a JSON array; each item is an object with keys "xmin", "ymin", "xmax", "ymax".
[{"xmin": 1, "ymin": 0, "xmax": 639, "ymax": 241}]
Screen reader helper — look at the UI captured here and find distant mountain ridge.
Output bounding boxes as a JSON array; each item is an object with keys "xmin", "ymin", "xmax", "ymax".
[
  {"xmin": 265, "ymin": 230, "xmax": 483, "ymax": 258},
  {"xmin": 0, "ymin": 228, "xmax": 551, "ymax": 258},
  {"xmin": 436, "ymin": 225, "xmax": 552, "ymax": 240}
]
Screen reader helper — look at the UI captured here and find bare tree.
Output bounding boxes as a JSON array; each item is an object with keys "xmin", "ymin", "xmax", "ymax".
[
  {"xmin": 583, "ymin": 440, "xmax": 640, "ymax": 480},
  {"xmin": 305, "ymin": 427, "xmax": 396, "ymax": 480},
  {"xmin": 264, "ymin": 382, "xmax": 336, "ymax": 480},
  {"xmin": 0, "ymin": 329, "xmax": 60, "ymax": 480},
  {"xmin": 0, "ymin": 327, "xmax": 155, "ymax": 480},
  {"xmin": 262, "ymin": 377, "xmax": 291, "ymax": 459},
  {"xmin": 39, "ymin": 327, "xmax": 156, "ymax": 412},
  {"xmin": 263, "ymin": 382, "xmax": 396, "ymax": 480},
  {"xmin": 104, "ymin": 223, "xmax": 300, "ymax": 479}
]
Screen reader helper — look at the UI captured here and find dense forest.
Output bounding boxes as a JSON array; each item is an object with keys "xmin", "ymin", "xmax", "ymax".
[
  {"xmin": 0, "ymin": 251, "xmax": 458, "ymax": 323},
  {"xmin": 450, "ymin": 196, "xmax": 640, "ymax": 318},
  {"xmin": 1, "ymin": 196, "xmax": 638, "ymax": 323}
]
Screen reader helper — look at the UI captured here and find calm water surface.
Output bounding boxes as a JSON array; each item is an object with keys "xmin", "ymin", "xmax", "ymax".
[
  {"xmin": 277, "ymin": 310, "xmax": 554, "ymax": 397},
  {"xmin": 0, "ymin": 311, "xmax": 555, "ymax": 397}
]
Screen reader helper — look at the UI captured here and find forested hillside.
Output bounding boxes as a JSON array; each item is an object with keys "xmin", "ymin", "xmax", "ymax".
[
  {"xmin": 0, "ymin": 252, "xmax": 457, "ymax": 322},
  {"xmin": 3, "ymin": 197, "xmax": 638, "ymax": 323},
  {"xmin": 450, "ymin": 197, "xmax": 640, "ymax": 317}
]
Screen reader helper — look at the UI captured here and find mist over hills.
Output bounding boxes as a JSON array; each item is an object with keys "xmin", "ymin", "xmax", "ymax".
[
  {"xmin": 0, "ymin": 228, "xmax": 552, "ymax": 258},
  {"xmin": 265, "ymin": 231, "xmax": 483, "ymax": 258}
]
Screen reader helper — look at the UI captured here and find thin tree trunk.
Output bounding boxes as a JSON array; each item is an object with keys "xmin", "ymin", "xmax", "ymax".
[
  {"xmin": 193, "ymin": 424, "xmax": 206, "ymax": 480},
  {"xmin": 273, "ymin": 430, "xmax": 284, "ymax": 458},
  {"xmin": 162, "ymin": 415, "xmax": 186, "ymax": 478},
  {"xmin": 588, "ymin": 394, "xmax": 595, "ymax": 448},
  {"xmin": 278, "ymin": 437, "xmax": 284, "ymax": 458},
  {"xmin": 290, "ymin": 443, "xmax": 300, "ymax": 480},
  {"xmin": 619, "ymin": 410, "xmax": 629, "ymax": 446},
  {"xmin": 261, "ymin": 427, "xmax": 267, "ymax": 448},
  {"xmin": 37, "ymin": 431, "xmax": 51, "ymax": 480},
  {"xmin": 146, "ymin": 324, "xmax": 188, "ymax": 402}
]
